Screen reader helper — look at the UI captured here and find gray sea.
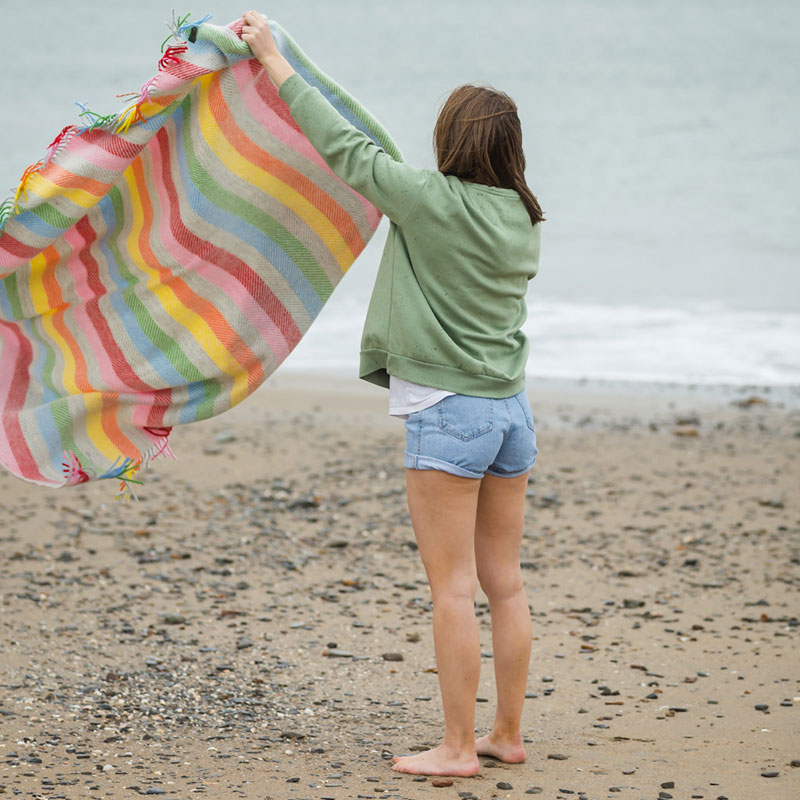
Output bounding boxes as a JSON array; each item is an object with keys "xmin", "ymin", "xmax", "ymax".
[{"xmin": 2, "ymin": 0, "xmax": 798, "ymax": 385}]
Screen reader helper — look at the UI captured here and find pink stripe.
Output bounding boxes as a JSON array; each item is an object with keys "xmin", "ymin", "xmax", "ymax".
[
  {"xmin": 66, "ymin": 136, "xmax": 143, "ymax": 174},
  {"xmin": 0, "ymin": 323, "xmax": 23, "ymax": 474},
  {"xmin": 232, "ymin": 61, "xmax": 381, "ymax": 230},
  {"xmin": 147, "ymin": 126, "xmax": 292, "ymax": 364}
]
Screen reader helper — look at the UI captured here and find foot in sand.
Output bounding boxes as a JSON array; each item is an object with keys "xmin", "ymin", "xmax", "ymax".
[
  {"xmin": 475, "ymin": 732, "xmax": 526, "ymax": 763},
  {"xmin": 391, "ymin": 744, "xmax": 480, "ymax": 776}
]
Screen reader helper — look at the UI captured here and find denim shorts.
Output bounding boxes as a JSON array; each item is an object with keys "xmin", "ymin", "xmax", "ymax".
[{"xmin": 404, "ymin": 390, "xmax": 538, "ymax": 479}]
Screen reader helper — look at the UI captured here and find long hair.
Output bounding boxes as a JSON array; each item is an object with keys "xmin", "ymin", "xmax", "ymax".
[{"xmin": 433, "ymin": 85, "xmax": 544, "ymax": 226}]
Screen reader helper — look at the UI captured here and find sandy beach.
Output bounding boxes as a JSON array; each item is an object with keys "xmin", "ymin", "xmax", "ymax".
[{"xmin": 1, "ymin": 374, "xmax": 798, "ymax": 800}]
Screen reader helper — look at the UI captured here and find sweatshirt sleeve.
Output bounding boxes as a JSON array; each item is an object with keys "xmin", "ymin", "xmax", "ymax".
[{"xmin": 278, "ymin": 73, "xmax": 429, "ymax": 225}]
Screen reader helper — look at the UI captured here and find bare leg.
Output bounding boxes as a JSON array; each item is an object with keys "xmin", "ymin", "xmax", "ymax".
[
  {"xmin": 391, "ymin": 469, "xmax": 483, "ymax": 777},
  {"xmin": 473, "ymin": 472, "xmax": 531, "ymax": 763}
]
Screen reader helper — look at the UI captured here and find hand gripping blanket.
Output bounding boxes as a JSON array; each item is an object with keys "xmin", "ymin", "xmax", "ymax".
[{"xmin": 0, "ymin": 15, "xmax": 400, "ymax": 494}]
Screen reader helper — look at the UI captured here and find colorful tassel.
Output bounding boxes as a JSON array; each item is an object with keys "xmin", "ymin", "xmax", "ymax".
[
  {"xmin": 12, "ymin": 161, "xmax": 44, "ymax": 209},
  {"xmin": 159, "ymin": 44, "xmax": 188, "ymax": 70},
  {"xmin": 0, "ymin": 198, "xmax": 14, "ymax": 232},
  {"xmin": 43, "ymin": 125, "xmax": 78, "ymax": 166},
  {"xmin": 62, "ymin": 451, "xmax": 91, "ymax": 485}
]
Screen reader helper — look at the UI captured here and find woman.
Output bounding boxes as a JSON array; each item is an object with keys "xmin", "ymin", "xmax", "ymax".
[{"xmin": 242, "ymin": 11, "xmax": 543, "ymax": 778}]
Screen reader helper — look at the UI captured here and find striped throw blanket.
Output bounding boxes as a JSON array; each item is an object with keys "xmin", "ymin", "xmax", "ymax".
[{"xmin": 0, "ymin": 15, "xmax": 400, "ymax": 493}]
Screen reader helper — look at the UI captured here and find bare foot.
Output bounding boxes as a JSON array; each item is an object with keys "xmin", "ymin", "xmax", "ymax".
[
  {"xmin": 475, "ymin": 732, "xmax": 526, "ymax": 763},
  {"xmin": 391, "ymin": 744, "xmax": 480, "ymax": 776}
]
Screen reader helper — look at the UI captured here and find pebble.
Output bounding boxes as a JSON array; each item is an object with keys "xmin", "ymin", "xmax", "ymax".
[
  {"xmin": 497, "ymin": 781, "xmax": 513, "ymax": 789},
  {"xmin": 547, "ymin": 753, "xmax": 568, "ymax": 760},
  {"xmin": 382, "ymin": 652, "xmax": 404, "ymax": 661},
  {"xmin": 760, "ymin": 771, "xmax": 779, "ymax": 778},
  {"xmin": 661, "ymin": 781, "xmax": 675, "ymax": 788},
  {"xmin": 525, "ymin": 789, "xmax": 543, "ymax": 795},
  {"xmin": 432, "ymin": 778, "xmax": 454, "ymax": 787}
]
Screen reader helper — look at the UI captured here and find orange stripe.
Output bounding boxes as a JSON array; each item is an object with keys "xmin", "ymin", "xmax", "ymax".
[
  {"xmin": 207, "ymin": 75, "xmax": 366, "ymax": 257},
  {"xmin": 52, "ymin": 308, "xmax": 92, "ymax": 392},
  {"xmin": 130, "ymin": 158, "xmax": 265, "ymax": 393},
  {"xmin": 40, "ymin": 164, "xmax": 110, "ymax": 196},
  {"xmin": 41, "ymin": 245, "xmax": 65, "ymax": 310},
  {"xmin": 100, "ymin": 393, "xmax": 139, "ymax": 458}
]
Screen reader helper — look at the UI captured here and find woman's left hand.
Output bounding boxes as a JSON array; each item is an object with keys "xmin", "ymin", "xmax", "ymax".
[
  {"xmin": 240, "ymin": 10, "xmax": 295, "ymax": 88},
  {"xmin": 241, "ymin": 11, "xmax": 279, "ymax": 64}
]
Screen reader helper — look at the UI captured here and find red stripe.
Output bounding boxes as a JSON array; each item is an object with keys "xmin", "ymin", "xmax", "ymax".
[
  {"xmin": 0, "ymin": 233, "xmax": 41, "ymax": 263},
  {"xmin": 0, "ymin": 321, "xmax": 41, "ymax": 480},
  {"xmin": 154, "ymin": 125, "xmax": 302, "ymax": 351},
  {"xmin": 129, "ymin": 156, "xmax": 265, "ymax": 393},
  {"xmin": 74, "ymin": 216, "xmax": 155, "ymax": 393}
]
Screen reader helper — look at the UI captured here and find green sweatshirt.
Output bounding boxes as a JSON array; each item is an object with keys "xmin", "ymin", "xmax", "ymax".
[{"xmin": 278, "ymin": 73, "xmax": 541, "ymax": 397}]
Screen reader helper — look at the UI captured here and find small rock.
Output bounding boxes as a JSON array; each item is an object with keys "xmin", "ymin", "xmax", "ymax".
[
  {"xmin": 432, "ymin": 778, "xmax": 454, "ymax": 787},
  {"xmin": 161, "ymin": 614, "xmax": 186, "ymax": 625},
  {"xmin": 525, "ymin": 789, "xmax": 543, "ymax": 795},
  {"xmin": 754, "ymin": 704, "xmax": 769, "ymax": 711},
  {"xmin": 760, "ymin": 771, "xmax": 779, "ymax": 778},
  {"xmin": 734, "ymin": 395, "xmax": 767, "ymax": 408},
  {"xmin": 382, "ymin": 652, "xmax": 404, "ymax": 662},
  {"xmin": 547, "ymin": 753, "xmax": 568, "ymax": 760},
  {"xmin": 661, "ymin": 782, "xmax": 675, "ymax": 788},
  {"xmin": 497, "ymin": 782, "xmax": 513, "ymax": 790}
]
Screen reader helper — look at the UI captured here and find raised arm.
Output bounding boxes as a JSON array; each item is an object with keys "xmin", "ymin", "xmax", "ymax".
[{"xmin": 241, "ymin": 11, "xmax": 428, "ymax": 224}]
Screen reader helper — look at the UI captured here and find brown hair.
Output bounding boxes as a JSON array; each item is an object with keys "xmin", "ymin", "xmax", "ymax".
[{"xmin": 433, "ymin": 85, "xmax": 544, "ymax": 225}]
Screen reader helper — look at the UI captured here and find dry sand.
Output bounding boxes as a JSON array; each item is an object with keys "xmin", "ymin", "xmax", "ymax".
[{"xmin": 0, "ymin": 374, "xmax": 798, "ymax": 800}]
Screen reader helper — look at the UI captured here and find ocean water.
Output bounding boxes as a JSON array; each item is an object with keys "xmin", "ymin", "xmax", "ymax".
[{"xmin": 2, "ymin": 0, "xmax": 798, "ymax": 386}]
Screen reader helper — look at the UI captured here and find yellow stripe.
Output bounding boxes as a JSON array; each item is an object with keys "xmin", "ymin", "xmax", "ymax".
[
  {"xmin": 82, "ymin": 393, "xmax": 122, "ymax": 461},
  {"xmin": 26, "ymin": 172, "xmax": 105, "ymax": 210},
  {"xmin": 39, "ymin": 312, "xmax": 80, "ymax": 396},
  {"xmin": 121, "ymin": 160, "xmax": 248, "ymax": 402},
  {"xmin": 193, "ymin": 73, "xmax": 356, "ymax": 269},
  {"xmin": 27, "ymin": 252, "xmax": 52, "ymax": 316}
]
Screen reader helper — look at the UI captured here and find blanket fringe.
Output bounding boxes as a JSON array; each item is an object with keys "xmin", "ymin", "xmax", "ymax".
[
  {"xmin": 59, "ymin": 425, "xmax": 175, "ymax": 497},
  {"xmin": 1, "ymin": 11, "xmax": 205, "ymax": 228}
]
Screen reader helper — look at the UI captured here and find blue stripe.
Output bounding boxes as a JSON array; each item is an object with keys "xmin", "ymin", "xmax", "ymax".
[
  {"xmin": 94, "ymin": 195, "xmax": 189, "ymax": 387},
  {"xmin": 171, "ymin": 101, "xmax": 323, "ymax": 317}
]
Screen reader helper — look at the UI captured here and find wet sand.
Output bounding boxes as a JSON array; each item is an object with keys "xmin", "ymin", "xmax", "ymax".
[{"xmin": 1, "ymin": 375, "xmax": 798, "ymax": 800}]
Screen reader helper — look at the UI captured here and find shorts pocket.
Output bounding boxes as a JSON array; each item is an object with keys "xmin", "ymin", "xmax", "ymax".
[
  {"xmin": 437, "ymin": 394, "xmax": 493, "ymax": 441},
  {"xmin": 514, "ymin": 392, "xmax": 535, "ymax": 432}
]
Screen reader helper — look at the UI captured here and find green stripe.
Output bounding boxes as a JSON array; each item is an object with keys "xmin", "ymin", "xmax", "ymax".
[
  {"xmin": 192, "ymin": 20, "xmax": 403, "ymax": 163},
  {"xmin": 179, "ymin": 91, "xmax": 335, "ymax": 301},
  {"xmin": 50, "ymin": 397, "xmax": 85, "ymax": 470},
  {"xmin": 32, "ymin": 203, "xmax": 75, "ymax": 231},
  {"xmin": 272, "ymin": 23, "xmax": 403, "ymax": 163},
  {"xmin": 2, "ymin": 272, "xmax": 24, "ymax": 320},
  {"xmin": 106, "ymin": 185, "xmax": 208, "ymax": 385},
  {"xmin": 28, "ymin": 315, "xmax": 59, "ymax": 411}
]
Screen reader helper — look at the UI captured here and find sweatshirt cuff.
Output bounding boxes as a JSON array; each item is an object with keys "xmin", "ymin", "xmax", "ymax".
[{"xmin": 278, "ymin": 72, "xmax": 310, "ymax": 105}]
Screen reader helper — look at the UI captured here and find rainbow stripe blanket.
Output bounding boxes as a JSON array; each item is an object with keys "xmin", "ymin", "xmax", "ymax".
[{"xmin": 0, "ymin": 15, "xmax": 399, "ymax": 494}]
